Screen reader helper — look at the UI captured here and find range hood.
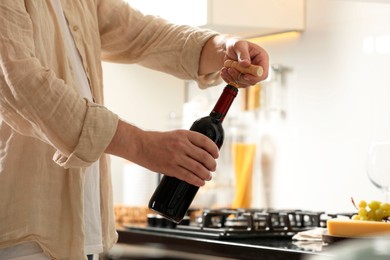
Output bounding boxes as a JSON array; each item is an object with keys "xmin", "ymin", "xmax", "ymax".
[
  {"xmin": 127, "ymin": 0, "xmax": 305, "ymax": 38},
  {"xmin": 200, "ymin": 0, "xmax": 305, "ymax": 38}
]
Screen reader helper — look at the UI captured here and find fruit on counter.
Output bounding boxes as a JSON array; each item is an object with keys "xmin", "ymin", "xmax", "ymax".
[
  {"xmin": 351, "ymin": 198, "xmax": 390, "ymax": 222},
  {"xmin": 327, "ymin": 218, "xmax": 390, "ymax": 237}
]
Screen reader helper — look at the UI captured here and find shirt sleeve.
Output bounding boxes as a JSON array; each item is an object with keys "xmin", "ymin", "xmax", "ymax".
[
  {"xmin": 0, "ymin": 1, "xmax": 118, "ymax": 168},
  {"xmin": 96, "ymin": 0, "xmax": 222, "ymax": 88}
]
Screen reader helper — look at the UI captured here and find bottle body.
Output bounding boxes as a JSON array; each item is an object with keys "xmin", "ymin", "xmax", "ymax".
[
  {"xmin": 148, "ymin": 85, "xmax": 237, "ymax": 223},
  {"xmin": 149, "ymin": 117, "xmax": 224, "ymax": 223}
]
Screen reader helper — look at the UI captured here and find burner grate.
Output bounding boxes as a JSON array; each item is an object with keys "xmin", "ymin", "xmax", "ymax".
[
  {"xmin": 142, "ymin": 208, "xmax": 354, "ymax": 240},
  {"xmin": 198, "ymin": 209, "xmax": 326, "ymax": 232}
]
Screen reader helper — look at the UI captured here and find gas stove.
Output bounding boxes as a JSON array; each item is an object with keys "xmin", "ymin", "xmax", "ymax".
[
  {"xmin": 118, "ymin": 208, "xmax": 355, "ymax": 260},
  {"xmin": 126, "ymin": 208, "xmax": 353, "ymax": 240}
]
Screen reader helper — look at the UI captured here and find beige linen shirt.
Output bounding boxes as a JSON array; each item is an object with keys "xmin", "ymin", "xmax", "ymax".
[{"xmin": 0, "ymin": 0, "xmax": 219, "ymax": 259}]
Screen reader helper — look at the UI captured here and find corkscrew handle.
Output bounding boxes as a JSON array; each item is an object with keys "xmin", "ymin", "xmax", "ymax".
[{"xmin": 224, "ymin": 60, "xmax": 263, "ymax": 77}]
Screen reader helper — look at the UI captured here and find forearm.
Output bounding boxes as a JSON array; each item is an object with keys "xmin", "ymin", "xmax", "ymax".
[{"xmin": 104, "ymin": 119, "xmax": 142, "ymax": 162}]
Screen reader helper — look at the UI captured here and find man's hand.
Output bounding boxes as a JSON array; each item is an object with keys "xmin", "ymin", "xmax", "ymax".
[
  {"xmin": 105, "ymin": 120, "xmax": 219, "ymax": 187},
  {"xmin": 220, "ymin": 38, "xmax": 269, "ymax": 88}
]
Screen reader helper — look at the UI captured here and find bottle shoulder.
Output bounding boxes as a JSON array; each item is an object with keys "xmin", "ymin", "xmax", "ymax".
[{"xmin": 193, "ymin": 115, "xmax": 222, "ymax": 125}]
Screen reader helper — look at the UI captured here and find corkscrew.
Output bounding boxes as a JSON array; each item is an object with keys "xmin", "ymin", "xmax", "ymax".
[{"xmin": 224, "ymin": 60, "xmax": 263, "ymax": 88}]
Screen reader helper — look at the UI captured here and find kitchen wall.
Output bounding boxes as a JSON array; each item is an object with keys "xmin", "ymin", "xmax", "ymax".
[
  {"xmin": 252, "ymin": 0, "xmax": 390, "ymax": 213},
  {"xmin": 102, "ymin": 63, "xmax": 185, "ymax": 206},
  {"xmin": 103, "ymin": 0, "xmax": 390, "ymax": 213}
]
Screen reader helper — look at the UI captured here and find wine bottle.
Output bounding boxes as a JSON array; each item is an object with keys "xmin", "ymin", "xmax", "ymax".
[
  {"xmin": 148, "ymin": 61, "xmax": 263, "ymax": 223},
  {"xmin": 147, "ymin": 84, "xmax": 237, "ymax": 223}
]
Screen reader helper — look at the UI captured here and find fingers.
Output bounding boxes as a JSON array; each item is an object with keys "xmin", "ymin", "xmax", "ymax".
[
  {"xmin": 188, "ymin": 131, "xmax": 219, "ymax": 160},
  {"xmin": 220, "ymin": 67, "xmax": 256, "ymax": 88},
  {"xmin": 250, "ymin": 45, "xmax": 269, "ymax": 81},
  {"xmin": 178, "ymin": 131, "xmax": 219, "ymax": 184},
  {"xmin": 139, "ymin": 130, "xmax": 219, "ymax": 187},
  {"xmin": 222, "ymin": 39, "xmax": 269, "ymax": 87},
  {"xmin": 176, "ymin": 159, "xmax": 211, "ymax": 187}
]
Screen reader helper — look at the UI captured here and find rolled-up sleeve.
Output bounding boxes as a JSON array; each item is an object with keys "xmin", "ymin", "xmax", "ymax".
[{"xmin": 53, "ymin": 101, "xmax": 118, "ymax": 168}]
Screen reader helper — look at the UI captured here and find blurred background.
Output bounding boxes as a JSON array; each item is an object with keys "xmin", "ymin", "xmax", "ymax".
[{"xmin": 103, "ymin": 0, "xmax": 390, "ymax": 214}]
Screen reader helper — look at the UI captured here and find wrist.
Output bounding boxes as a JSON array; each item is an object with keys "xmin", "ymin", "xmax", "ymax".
[
  {"xmin": 105, "ymin": 119, "xmax": 143, "ymax": 162},
  {"xmin": 198, "ymin": 34, "xmax": 227, "ymax": 75}
]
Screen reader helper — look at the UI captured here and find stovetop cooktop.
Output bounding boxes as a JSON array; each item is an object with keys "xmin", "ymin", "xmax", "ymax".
[{"xmin": 125, "ymin": 208, "xmax": 354, "ymax": 240}]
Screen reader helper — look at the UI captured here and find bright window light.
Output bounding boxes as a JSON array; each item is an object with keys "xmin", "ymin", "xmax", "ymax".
[
  {"xmin": 363, "ymin": 35, "xmax": 390, "ymax": 54},
  {"xmin": 375, "ymin": 35, "xmax": 390, "ymax": 54},
  {"xmin": 125, "ymin": 0, "xmax": 207, "ymax": 26},
  {"xmin": 363, "ymin": 36, "xmax": 375, "ymax": 54}
]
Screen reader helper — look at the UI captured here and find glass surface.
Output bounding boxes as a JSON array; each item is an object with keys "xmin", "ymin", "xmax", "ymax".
[{"xmin": 367, "ymin": 141, "xmax": 390, "ymax": 202}]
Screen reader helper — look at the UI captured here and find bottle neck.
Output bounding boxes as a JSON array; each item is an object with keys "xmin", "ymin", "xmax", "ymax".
[{"xmin": 210, "ymin": 84, "xmax": 238, "ymax": 121}]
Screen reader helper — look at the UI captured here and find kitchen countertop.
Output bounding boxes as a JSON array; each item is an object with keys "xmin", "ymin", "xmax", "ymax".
[{"xmin": 112, "ymin": 227, "xmax": 333, "ymax": 260}]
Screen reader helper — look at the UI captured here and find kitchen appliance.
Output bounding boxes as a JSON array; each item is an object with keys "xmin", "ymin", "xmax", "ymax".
[
  {"xmin": 117, "ymin": 208, "xmax": 354, "ymax": 260},
  {"xmin": 126, "ymin": 208, "xmax": 353, "ymax": 239}
]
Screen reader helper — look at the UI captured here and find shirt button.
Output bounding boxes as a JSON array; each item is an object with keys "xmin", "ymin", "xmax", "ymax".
[{"xmin": 73, "ymin": 25, "xmax": 79, "ymax": 31}]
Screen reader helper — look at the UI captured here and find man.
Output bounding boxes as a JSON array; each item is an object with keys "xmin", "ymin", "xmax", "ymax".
[{"xmin": 0, "ymin": 0, "xmax": 269, "ymax": 259}]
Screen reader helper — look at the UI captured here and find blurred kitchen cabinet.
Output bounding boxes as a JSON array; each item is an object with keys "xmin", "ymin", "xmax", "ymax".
[{"xmin": 202, "ymin": 0, "xmax": 305, "ymax": 38}]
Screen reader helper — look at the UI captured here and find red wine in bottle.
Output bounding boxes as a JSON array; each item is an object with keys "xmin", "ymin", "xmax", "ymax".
[{"xmin": 148, "ymin": 84, "xmax": 238, "ymax": 223}]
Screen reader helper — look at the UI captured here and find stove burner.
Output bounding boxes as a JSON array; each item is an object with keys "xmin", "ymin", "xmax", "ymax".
[
  {"xmin": 142, "ymin": 208, "xmax": 353, "ymax": 240},
  {"xmin": 198, "ymin": 209, "xmax": 325, "ymax": 231}
]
